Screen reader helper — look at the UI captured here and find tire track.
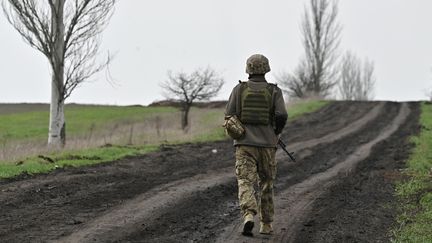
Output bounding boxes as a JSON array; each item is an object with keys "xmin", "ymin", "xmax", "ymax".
[
  {"xmin": 285, "ymin": 101, "xmax": 376, "ymax": 143},
  {"xmin": 0, "ymin": 102, "xmax": 386, "ymax": 242},
  {"xmin": 0, "ymin": 101, "xmax": 371, "ymax": 199},
  {"xmin": 55, "ymin": 102, "xmax": 385, "ymax": 242},
  {"xmin": 126, "ymin": 102, "xmax": 396, "ymax": 242},
  {"xmin": 53, "ymin": 168, "xmax": 234, "ymax": 243},
  {"xmin": 218, "ymin": 103, "xmax": 410, "ymax": 243},
  {"xmin": 282, "ymin": 102, "xmax": 384, "ymax": 157},
  {"xmin": 292, "ymin": 102, "xmax": 420, "ymax": 243},
  {"xmin": 5, "ymin": 102, "xmax": 362, "ymax": 242}
]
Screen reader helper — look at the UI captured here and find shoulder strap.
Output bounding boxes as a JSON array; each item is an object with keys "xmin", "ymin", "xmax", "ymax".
[{"xmin": 237, "ymin": 81, "xmax": 247, "ymax": 116}]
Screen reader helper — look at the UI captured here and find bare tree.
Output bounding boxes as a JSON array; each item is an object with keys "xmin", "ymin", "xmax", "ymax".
[
  {"xmin": 425, "ymin": 89, "xmax": 432, "ymax": 102},
  {"xmin": 277, "ymin": 59, "xmax": 316, "ymax": 99},
  {"xmin": 160, "ymin": 67, "xmax": 224, "ymax": 130},
  {"xmin": 358, "ymin": 59, "xmax": 376, "ymax": 100},
  {"xmin": 2, "ymin": 0, "xmax": 116, "ymax": 148},
  {"xmin": 427, "ymin": 68, "xmax": 432, "ymax": 102},
  {"xmin": 278, "ymin": 0, "xmax": 341, "ymax": 99},
  {"xmin": 338, "ymin": 51, "xmax": 376, "ymax": 101},
  {"xmin": 339, "ymin": 52, "xmax": 360, "ymax": 100}
]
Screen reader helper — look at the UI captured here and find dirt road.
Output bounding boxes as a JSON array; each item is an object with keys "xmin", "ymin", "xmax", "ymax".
[{"xmin": 0, "ymin": 101, "xmax": 420, "ymax": 243}]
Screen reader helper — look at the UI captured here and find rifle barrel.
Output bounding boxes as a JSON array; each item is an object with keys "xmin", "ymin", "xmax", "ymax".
[{"xmin": 278, "ymin": 139, "xmax": 296, "ymax": 162}]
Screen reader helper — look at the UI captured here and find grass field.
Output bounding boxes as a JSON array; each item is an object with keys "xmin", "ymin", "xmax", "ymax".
[
  {"xmin": 286, "ymin": 99, "xmax": 329, "ymax": 119},
  {"xmin": 392, "ymin": 102, "xmax": 432, "ymax": 242},
  {"xmin": 0, "ymin": 104, "xmax": 176, "ymax": 141},
  {"xmin": 0, "ymin": 100, "xmax": 329, "ymax": 178}
]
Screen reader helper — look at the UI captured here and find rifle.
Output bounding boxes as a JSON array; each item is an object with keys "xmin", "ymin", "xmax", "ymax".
[{"xmin": 278, "ymin": 139, "xmax": 296, "ymax": 162}]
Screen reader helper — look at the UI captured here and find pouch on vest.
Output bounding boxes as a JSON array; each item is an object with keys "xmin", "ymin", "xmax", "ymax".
[
  {"xmin": 223, "ymin": 115, "xmax": 245, "ymax": 139},
  {"xmin": 239, "ymin": 82, "xmax": 274, "ymax": 125}
]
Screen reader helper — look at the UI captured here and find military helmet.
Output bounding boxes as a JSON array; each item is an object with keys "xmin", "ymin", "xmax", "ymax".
[{"xmin": 245, "ymin": 54, "xmax": 271, "ymax": 74}]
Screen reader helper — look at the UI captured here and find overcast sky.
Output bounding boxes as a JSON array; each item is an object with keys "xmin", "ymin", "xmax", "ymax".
[{"xmin": 1, "ymin": 0, "xmax": 431, "ymax": 105}]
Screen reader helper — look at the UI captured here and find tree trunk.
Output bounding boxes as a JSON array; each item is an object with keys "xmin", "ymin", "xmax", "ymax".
[
  {"xmin": 48, "ymin": 87, "xmax": 66, "ymax": 148},
  {"xmin": 181, "ymin": 104, "xmax": 191, "ymax": 131},
  {"xmin": 48, "ymin": 0, "xmax": 66, "ymax": 149}
]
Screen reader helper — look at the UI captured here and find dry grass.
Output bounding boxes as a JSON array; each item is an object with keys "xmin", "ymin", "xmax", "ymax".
[
  {"xmin": 0, "ymin": 108, "xmax": 225, "ymax": 163},
  {"xmin": 0, "ymin": 99, "xmax": 328, "ymax": 164},
  {"xmin": 0, "ymin": 100, "xmax": 331, "ymax": 178}
]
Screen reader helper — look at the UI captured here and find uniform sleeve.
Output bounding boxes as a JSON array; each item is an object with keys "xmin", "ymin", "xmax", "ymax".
[
  {"xmin": 273, "ymin": 87, "xmax": 288, "ymax": 135},
  {"xmin": 225, "ymin": 85, "xmax": 240, "ymax": 116}
]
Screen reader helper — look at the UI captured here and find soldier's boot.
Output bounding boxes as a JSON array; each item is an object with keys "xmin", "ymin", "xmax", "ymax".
[
  {"xmin": 242, "ymin": 213, "xmax": 254, "ymax": 236},
  {"xmin": 259, "ymin": 222, "xmax": 273, "ymax": 235}
]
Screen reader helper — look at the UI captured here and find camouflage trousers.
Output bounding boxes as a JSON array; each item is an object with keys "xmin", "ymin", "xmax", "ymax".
[{"xmin": 235, "ymin": 145, "xmax": 277, "ymax": 223}]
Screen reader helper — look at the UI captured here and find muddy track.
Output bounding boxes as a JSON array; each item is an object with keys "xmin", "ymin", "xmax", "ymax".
[
  {"xmin": 292, "ymin": 103, "xmax": 421, "ymax": 243},
  {"xmin": 0, "ymin": 101, "xmax": 420, "ymax": 243},
  {"xmin": 120, "ymin": 102, "xmax": 388, "ymax": 243}
]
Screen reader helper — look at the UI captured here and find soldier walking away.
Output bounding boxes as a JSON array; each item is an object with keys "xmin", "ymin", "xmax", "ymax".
[{"xmin": 223, "ymin": 54, "xmax": 288, "ymax": 236}]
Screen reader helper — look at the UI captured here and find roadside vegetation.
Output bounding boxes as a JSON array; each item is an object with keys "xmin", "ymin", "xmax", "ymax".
[
  {"xmin": 0, "ymin": 105, "xmax": 176, "ymax": 162},
  {"xmin": 392, "ymin": 102, "xmax": 432, "ymax": 242},
  {"xmin": 0, "ymin": 105, "xmax": 176, "ymax": 141},
  {"xmin": 0, "ymin": 100, "xmax": 329, "ymax": 179},
  {"xmin": 286, "ymin": 100, "xmax": 329, "ymax": 119}
]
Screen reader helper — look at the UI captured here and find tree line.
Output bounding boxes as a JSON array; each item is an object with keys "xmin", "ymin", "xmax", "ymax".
[
  {"xmin": 277, "ymin": 0, "xmax": 376, "ymax": 101},
  {"xmin": 161, "ymin": 0, "xmax": 378, "ymax": 132}
]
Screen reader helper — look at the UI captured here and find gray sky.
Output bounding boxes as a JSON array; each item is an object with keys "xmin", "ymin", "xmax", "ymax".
[{"xmin": 1, "ymin": 0, "xmax": 431, "ymax": 105}]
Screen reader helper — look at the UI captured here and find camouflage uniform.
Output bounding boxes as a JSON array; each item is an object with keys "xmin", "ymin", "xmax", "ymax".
[
  {"xmin": 225, "ymin": 54, "xmax": 288, "ymax": 234},
  {"xmin": 236, "ymin": 145, "xmax": 277, "ymax": 223}
]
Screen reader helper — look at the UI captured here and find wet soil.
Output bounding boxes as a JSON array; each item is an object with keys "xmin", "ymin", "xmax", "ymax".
[
  {"xmin": 0, "ymin": 101, "xmax": 421, "ymax": 243},
  {"xmin": 293, "ymin": 103, "xmax": 421, "ymax": 243}
]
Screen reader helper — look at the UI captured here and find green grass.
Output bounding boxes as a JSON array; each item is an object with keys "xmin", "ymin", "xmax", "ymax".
[
  {"xmin": 288, "ymin": 100, "xmax": 330, "ymax": 120},
  {"xmin": 392, "ymin": 102, "xmax": 432, "ymax": 243},
  {"xmin": 0, "ymin": 145, "xmax": 158, "ymax": 178},
  {"xmin": 0, "ymin": 105, "xmax": 175, "ymax": 141},
  {"xmin": 193, "ymin": 108, "xmax": 226, "ymax": 142},
  {"xmin": 0, "ymin": 100, "xmax": 330, "ymax": 179}
]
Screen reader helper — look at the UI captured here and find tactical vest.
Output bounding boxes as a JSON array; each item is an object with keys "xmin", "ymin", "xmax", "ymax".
[{"xmin": 239, "ymin": 82, "xmax": 275, "ymax": 125}]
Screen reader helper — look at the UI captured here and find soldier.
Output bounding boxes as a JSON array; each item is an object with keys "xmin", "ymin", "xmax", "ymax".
[{"xmin": 224, "ymin": 54, "xmax": 288, "ymax": 236}]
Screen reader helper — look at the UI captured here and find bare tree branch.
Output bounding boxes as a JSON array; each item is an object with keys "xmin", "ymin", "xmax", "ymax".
[
  {"xmin": 3, "ymin": 0, "xmax": 115, "ymax": 101},
  {"xmin": 278, "ymin": 0, "xmax": 341, "ymax": 99},
  {"xmin": 2, "ymin": 0, "xmax": 116, "ymax": 147},
  {"xmin": 338, "ymin": 51, "xmax": 376, "ymax": 101},
  {"xmin": 426, "ymin": 89, "xmax": 432, "ymax": 102},
  {"xmin": 2, "ymin": 1, "xmax": 52, "ymax": 56},
  {"xmin": 160, "ymin": 67, "xmax": 224, "ymax": 130}
]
